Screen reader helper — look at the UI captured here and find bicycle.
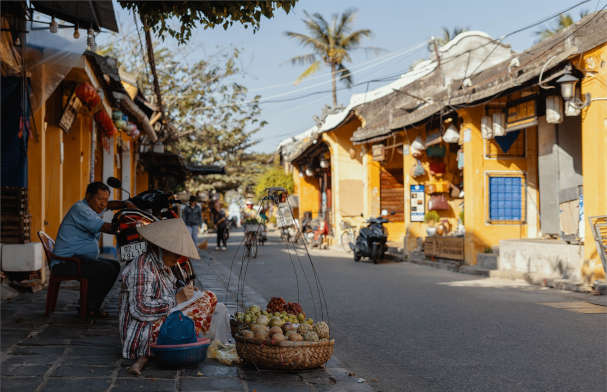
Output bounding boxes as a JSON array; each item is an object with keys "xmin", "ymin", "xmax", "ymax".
[{"xmin": 340, "ymin": 220, "xmax": 357, "ymax": 253}]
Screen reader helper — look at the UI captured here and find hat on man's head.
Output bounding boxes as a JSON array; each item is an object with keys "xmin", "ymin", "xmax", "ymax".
[
  {"xmin": 137, "ymin": 219, "xmax": 200, "ymax": 259},
  {"xmin": 189, "ymin": 195, "xmax": 197, "ymax": 202}
]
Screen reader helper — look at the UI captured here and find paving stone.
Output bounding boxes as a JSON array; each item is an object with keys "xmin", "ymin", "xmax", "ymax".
[
  {"xmin": 298, "ymin": 369, "xmax": 338, "ymax": 386},
  {"xmin": 69, "ymin": 345, "xmax": 121, "ymax": 357},
  {"xmin": 9, "ymin": 346, "xmax": 65, "ymax": 356},
  {"xmin": 117, "ymin": 365, "xmax": 178, "ymax": 379},
  {"xmin": 238, "ymin": 367, "xmax": 302, "ymax": 383},
  {"xmin": 62, "ymin": 354, "xmax": 120, "ymax": 365},
  {"xmin": 41, "ymin": 378, "xmax": 111, "ymax": 392},
  {"xmin": 1, "ymin": 354, "xmax": 57, "ymax": 366},
  {"xmin": 181, "ymin": 361, "xmax": 239, "ymax": 377},
  {"xmin": 1, "ymin": 364, "xmax": 50, "ymax": 376},
  {"xmin": 179, "ymin": 376, "xmax": 243, "ymax": 391},
  {"xmin": 0, "ymin": 376, "xmax": 42, "ymax": 392},
  {"xmin": 50, "ymin": 364, "xmax": 115, "ymax": 377},
  {"xmin": 111, "ymin": 378, "xmax": 176, "ymax": 391},
  {"xmin": 244, "ymin": 381, "xmax": 312, "ymax": 392}
]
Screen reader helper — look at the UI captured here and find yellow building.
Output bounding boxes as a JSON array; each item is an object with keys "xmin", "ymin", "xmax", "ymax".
[
  {"xmin": 280, "ymin": 12, "xmax": 607, "ymax": 285},
  {"xmin": 347, "ymin": 12, "xmax": 607, "ymax": 283}
]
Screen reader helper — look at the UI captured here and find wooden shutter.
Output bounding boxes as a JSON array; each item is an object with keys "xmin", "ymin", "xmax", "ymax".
[{"xmin": 380, "ymin": 168, "xmax": 404, "ymax": 221}]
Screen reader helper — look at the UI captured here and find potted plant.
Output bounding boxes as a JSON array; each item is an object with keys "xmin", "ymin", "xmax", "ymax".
[{"xmin": 424, "ymin": 211, "xmax": 440, "ymax": 236}]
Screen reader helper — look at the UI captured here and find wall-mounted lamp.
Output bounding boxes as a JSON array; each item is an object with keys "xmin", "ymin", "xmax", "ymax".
[
  {"xmin": 556, "ymin": 71, "xmax": 578, "ymax": 100},
  {"xmin": 557, "ymin": 70, "xmax": 590, "ymax": 116}
]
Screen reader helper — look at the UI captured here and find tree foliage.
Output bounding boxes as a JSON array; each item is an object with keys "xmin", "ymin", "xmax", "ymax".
[
  {"xmin": 284, "ymin": 8, "xmax": 382, "ymax": 107},
  {"xmin": 254, "ymin": 166, "xmax": 294, "ymax": 201},
  {"xmin": 535, "ymin": 11, "xmax": 588, "ymax": 42},
  {"xmin": 119, "ymin": 1, "xmax": 298, "ymax": 44},
  {"xmin": 100, "ymin": 35, "xmax": 270, "ymax": 194},
  {"xmin": 428, "ymin": 26, "xmax": 469, "ymax": 52}
]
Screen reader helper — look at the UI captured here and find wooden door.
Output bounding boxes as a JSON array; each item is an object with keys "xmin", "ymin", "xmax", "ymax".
[{"xmin": 380, "ymin": 167, "xmax": 404, "ymax": 221}]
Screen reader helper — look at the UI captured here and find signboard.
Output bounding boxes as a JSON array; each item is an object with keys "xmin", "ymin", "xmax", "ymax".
[
  {"xmin": 276, "ymin": 202, "xmax": 295, "ymax": 228},
  {"xmin": 506, "ymin": 98, "xmax": 537, "ymax": 132},
  {"xmin": 372, "ymin": 144, "xmax": 385, "ymax": 161},
  {"xmin": 59, "ymin": 92, "xmax": 83, "ymax": 133},
  {"xmin": 410, "ymin": 185, "xmax": 425, "ymax": 222}
]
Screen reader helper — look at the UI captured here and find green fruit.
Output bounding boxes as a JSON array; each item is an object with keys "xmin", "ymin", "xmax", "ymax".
[
  {"xmin": 245, "ymin": 315, "xmax": 252, "ymax": 323},
  {"xmin": 298, "ymin": 313, "xmax": 305, "ymax": 321},
  {"xmin": 306, "ymin": 318, "xmax": 314, "ymax": 325},
  {"xmin": 274, "ymin": 312, "xmax": 280, "ymax": 317}
]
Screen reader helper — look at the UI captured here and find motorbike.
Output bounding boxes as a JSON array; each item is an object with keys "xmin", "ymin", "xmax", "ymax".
[
  {"xmin": 350, "ymin": 212, "xmax": 393, "ymax": 263},
  {"xmin": 107, "ymin": 177, "xmax": 195, "ymax": 285}
]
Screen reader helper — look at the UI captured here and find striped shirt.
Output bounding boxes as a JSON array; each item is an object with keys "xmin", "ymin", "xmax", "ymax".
[{"xmin": 119, "ymin": 248, "xmax": 177, "ymax": 359}]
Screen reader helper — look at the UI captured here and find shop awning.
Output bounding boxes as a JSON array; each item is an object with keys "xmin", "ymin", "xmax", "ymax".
[{"xmin": 32, "ymin": 1, "xmax": 118, "ymax": 32}]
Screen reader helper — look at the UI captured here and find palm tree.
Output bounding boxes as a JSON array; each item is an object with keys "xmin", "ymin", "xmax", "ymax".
[
  {"xmin": 285, "ymin": 8, "xmax": 380, "ymax": 107},
  {"xmin": 428, "ymin": 27, "xmax": 469, "ymax": 52},
  {"xmin": 535, "ymin": 11, "xmax": 588, "ymax": 42}
]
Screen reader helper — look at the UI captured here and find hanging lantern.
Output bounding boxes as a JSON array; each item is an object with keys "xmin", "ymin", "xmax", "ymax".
[
  {"xmin": 305, "ymin": 167, "xmax": 314, "ymax": 177},
  {"xmin": 73, "ymin": 25, "xmax": 80, "ymax": 39},
  {"xmin": 49, "ymin": 17, "xmax": 58, "ymax": 33},
  {"xmin": 75, "ymin": 83, "xmax": 101, "ymax": 108},
  {"xmin": 112, "ymin": 110, "xmax": 123, "ymax": 121},
  {"xmin": 546, "ymin": 96, "xmax": 564, "ymax": 124},
  {"xmin": 481, "ymin": 115, "xmax": 493, "ymax": 139},
  {"xmin": 319, "ymin": 158, "xmax": 329, "ymax": 168},
  {"xmin": 492, "ymin": 112, "xmax": 506, "ymax": 137},
  {"xmin": 442, "ymin": 124, "xmax": 460, "ymax": 143}
]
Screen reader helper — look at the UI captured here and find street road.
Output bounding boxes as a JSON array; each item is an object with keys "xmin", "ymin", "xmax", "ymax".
[{"xmin": 204, "ymin": 230, "xmax": 607, "ymax": 392}]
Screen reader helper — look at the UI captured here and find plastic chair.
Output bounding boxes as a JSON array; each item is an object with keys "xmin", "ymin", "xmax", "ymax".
[{"xmin": 37, "ymin": 231, "xmax": 88, "ymax": 320}]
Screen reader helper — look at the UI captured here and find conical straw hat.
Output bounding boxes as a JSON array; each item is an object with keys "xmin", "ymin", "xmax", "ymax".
[{"xmin": 137, "ymin": 219, "xmax": 200, "ymax": 259}]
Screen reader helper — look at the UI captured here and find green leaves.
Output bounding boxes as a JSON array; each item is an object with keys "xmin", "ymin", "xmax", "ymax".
[
  {"xmin": 254, "ymin": 166, "xmax": 294, "ymax": 201},
  {"xmin": 101, "ymin": 34, "xmax": 268, "ymax": 193},
  {"xmin": 119, "ymin": 1, "xmax": 298, "ymax": 44},
  {"xmin": 285, "ymin": 8, "xmax": 381, "ymax": 106}
]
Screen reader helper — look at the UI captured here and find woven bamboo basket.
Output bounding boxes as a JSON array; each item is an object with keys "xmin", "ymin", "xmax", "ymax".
[{"xmin": 234, "ymin": 335, "xmax": 334, "ymax": 370}]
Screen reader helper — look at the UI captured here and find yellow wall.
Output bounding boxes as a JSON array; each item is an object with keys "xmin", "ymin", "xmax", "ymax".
[
  {"xmin": 298, "ymin": 174, "xmax": 320, "ymax": 220},
  {"xmin": 578, "ymin": 43, "xmax": 607, "ymax": 281},
  {"xmin": 28, "ymin": 106, "xmax": 46, "ymax": 241},
  {"xmin": 322, "ymin": 117, "xmax": 366, "ymax": 240},
  {"xmin": 461, "ymin": 106, "xmax": 539, "ymax": 265},
  {"xmin": 399, "ymin": 126, "xmax": 464, "ymax": 253}
]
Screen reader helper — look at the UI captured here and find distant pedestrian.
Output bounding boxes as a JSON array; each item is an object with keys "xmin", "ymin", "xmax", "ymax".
[
  {"xmin": 182, "ymin": 196, "xmax": 202, "ymax": 245},
  {"xmin": 211, "ymin": 200, "xmax": 228, "ymax": 250}
]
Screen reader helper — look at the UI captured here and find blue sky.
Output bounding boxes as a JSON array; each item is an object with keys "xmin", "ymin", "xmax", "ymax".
[{"xmin": 103, "ymin": 0, "xmax": 599, "ymax": 152}]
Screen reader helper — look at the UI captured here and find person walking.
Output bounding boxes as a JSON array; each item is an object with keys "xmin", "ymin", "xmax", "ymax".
[
  {"xmin": 211, "ymin": 200, "xmax": 228, "ymax": 250},
  {"xmin": 182, "ymin": 196, "xmax": 202, "ymax": 245}
]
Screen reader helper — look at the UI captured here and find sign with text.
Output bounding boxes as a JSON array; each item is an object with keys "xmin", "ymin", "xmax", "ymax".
[
  {"xmin": 410, "ymin": 185, "xmax": 425, "ymax": 222},
  {"xmin": 59, "ymin": 92, "xmax": 83, "ymax": 133}
]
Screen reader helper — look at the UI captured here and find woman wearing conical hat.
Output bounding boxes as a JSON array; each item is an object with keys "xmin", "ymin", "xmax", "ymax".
[{"xmin": 118, "ymin": 219, "xmax": 217, "ymax": 375}]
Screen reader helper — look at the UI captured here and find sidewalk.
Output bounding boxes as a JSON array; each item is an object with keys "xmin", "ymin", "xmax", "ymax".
[{"xmin": 1, "ymin": 253, "xmax": 372, "ymax": 392}]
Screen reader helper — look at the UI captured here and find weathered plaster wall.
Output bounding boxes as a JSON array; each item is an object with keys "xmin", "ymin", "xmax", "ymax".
[
  {"xmin": 579, "ymin": 42, "xmax": 607, "ymax": 281},
  {"xmin": 461, "ymin": 106, "xmax": 539, "ymax": 265}
]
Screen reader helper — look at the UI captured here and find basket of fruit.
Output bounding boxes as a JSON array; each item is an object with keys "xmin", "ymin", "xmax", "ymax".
[
  {"xmin": 227, "ymin": 188, "xmax": 333, "ymax": 370},
  {"xmin": 231, "ymin": 299, "xmax": 333, "ymax": 370}
]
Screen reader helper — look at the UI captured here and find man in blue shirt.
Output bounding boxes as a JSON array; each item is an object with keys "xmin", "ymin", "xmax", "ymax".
[{"xmin": 53, "ymin": 182, "xmax": 134, "ymax": 317}]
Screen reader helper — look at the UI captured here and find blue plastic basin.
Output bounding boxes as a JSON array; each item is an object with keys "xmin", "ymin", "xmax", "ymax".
[{"xmin": 150, "ymin": 337, "xmax": 211, "ymax": 367}]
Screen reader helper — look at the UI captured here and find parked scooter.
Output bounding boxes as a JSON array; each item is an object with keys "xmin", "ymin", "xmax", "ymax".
[
  {"xmin": 349, "ymin": 211, "xmax": 394, "ymax": 263},
  {"xmin": 106, "ymin": 177, "xmax": 195, "ymax": 285}
]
